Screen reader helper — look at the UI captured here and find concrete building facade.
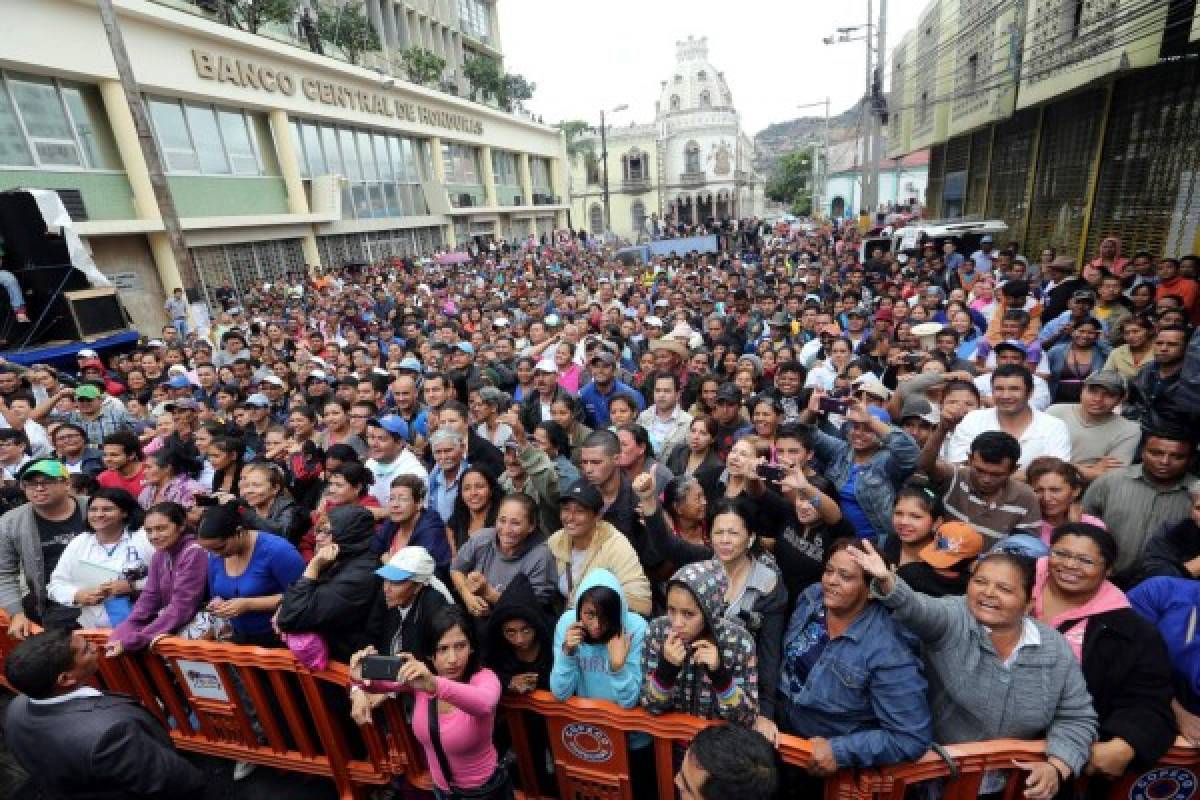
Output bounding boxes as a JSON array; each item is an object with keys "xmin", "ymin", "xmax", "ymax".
[
  {"xmin": 568, "ymin": 36, "xmax": 763, "ymax": 241},
  {"xmin": 0, "ymin": 0, "xmax": 567, "ymax": 332},
  {"xmin": 887, "ymin": 0, "xmax": 1200, "ymax": 262}
]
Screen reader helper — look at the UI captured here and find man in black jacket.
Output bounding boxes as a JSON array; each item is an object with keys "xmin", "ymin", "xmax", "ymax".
[{"xmin": 4, "ymin": 628, "xmax": 205, "ymax": 800}]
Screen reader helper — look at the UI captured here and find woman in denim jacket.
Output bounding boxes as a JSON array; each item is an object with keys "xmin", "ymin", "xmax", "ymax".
[
  {"xmin": 772, "ymin": 539, "xmax": 932, "ymax": 774},
  {"xmin": 800, "ymin": 392, "xmax": 919, "ymax": 544}
]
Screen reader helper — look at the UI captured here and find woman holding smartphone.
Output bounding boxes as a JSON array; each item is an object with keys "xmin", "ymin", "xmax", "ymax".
[{"xmin": 350, "ymin": 607, "xmax": 507, "ymax": 800}]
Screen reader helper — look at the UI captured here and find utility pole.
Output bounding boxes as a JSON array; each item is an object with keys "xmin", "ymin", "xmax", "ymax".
[
  {"xmin": 600, "ymin": 108, "xmax": 611, "ymax": 234},
  {"xmin": 96, "ymin": 0, "xmax": 200, "ymax": 298},
  {"xmin": 864, "ymin": 0, "xmax": 887, "ymax": 220},
  {"xmin": 860, "ymin": 0, "xmax": 875, "ymax": 220}
]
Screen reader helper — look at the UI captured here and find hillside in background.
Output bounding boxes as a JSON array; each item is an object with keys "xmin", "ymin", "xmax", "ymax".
[{"xmin": 753, "ymin": 100, "xmax": 864, "ymax": 176}]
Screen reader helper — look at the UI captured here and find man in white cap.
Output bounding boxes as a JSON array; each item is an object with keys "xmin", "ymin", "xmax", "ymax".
[{"xmin": 518, "ymin": 355, "xmax": 571, "ymax": 432}]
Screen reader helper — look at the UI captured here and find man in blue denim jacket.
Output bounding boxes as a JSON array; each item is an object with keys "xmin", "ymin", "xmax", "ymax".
[{"xmin": 800, "ymin": 392, "xmax": 920, "ymax": 544}]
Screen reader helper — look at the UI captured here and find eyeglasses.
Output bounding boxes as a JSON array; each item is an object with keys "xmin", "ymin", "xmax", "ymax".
[
  {"xmin": 1049, "ymin": 548, "xmax": 1100, "ymax": 569},
  {"xmin": 22, "ymin": 478, "xmax": 65, "ymax": 489}
]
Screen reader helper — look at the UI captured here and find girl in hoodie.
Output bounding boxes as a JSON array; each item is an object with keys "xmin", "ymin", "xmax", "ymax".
[
  {"xmin": 1034, "ymin": 523, "xmax": 1176, "ymax": 781},
  {"xmin": 551, "ymin": 568, "xmax": 653, "ymax": 798},
  {"xmin": 640, "ymin": 561, "xmax": 758, "ymax": 727}
]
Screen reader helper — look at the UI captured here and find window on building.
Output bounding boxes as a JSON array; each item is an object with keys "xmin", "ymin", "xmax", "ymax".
[
  {"xmin": 632, "ymin": 200, "xmax": 646, "ymax": 232},
  {"xmin": 674, "ymin": 74, "xmax": 682, "ymax": 83},
  {"xmin": 589, "ymin": 203, "xmax": 603, "ymax": 234},
  {"xmin": 1069, "ymin": 0, "xmax": 1085, "ymax": 40},
  {"xmin": 625, "ymin": 152, "xmax": 645, "ymax": 181},
  {"xmin": 0, "ymin": 74, "xmax": 121, "ymax": 170},
  {"xmin": 697, "ymin": 70, "xmax": 707, "ymax": 80},
  {"xmin": 685, "ymin": 141, "xmax": 701, "ymax": 174},
  {"xmin": 530, "ymin": 156, "xmax": 551, "ymax": 191},
  {"xmin": 699, "ymin": 90, "xmax": 712, "ymax": 108},
  {"xmin": 670, "ymin": 95, "xmax": 681, "ymax": 111},
  {"xmin": 147, "ymin": 97, "xmax": 264, "ymax": 176},
  {"xmin": 966, "ymin": 53, "xmax": 979, "ymax": 90},
  {"xmin": 300, "ymin": 121, "xmax": 326, "ymax": 176},
  {"xmin": 585, "ymin": 154, "xmax": 601, "ymax": 186},
  {"xmin": 918, "ymin": 91, "xmax": 930, "ymax": 124},
  {"xmin": 149, "ymin": 98, "xmax": 199, "ymax": 172}
]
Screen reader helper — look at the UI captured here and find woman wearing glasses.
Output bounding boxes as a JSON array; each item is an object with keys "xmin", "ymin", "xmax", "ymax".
[
  {"xmin": 1031, "ymin": 523, "xmax": 1176, "ymax": 782},
  {"xmin": 849, "ymin": 541, "xmax": 1098, "ymax": 800}
]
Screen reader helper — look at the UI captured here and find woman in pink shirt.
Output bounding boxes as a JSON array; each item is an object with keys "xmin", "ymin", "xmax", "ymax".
[
  {"xmin": 1027, "ymin": 457, "xmax": 1106, "ymax": 544},
  {"xmin": 350, "ymin": 607, "xmax": 505, "ymax": 798},
  {"xmin": 554, "ymin": 342, "xmax": 583, "ymax": 394}
]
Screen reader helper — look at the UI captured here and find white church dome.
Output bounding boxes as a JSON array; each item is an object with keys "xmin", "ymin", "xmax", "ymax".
[{"xmin": 658, "ymin": 36, "xmax": 734, "ymax": 115}]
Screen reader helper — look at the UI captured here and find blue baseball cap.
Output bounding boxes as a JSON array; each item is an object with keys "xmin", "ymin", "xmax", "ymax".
[
  {"xmin": 456, "ymin": 342, "xmax": 475, "ymax": 355},
  {"xmin": 374, "ymin": 414, "xmax": 408, "ymax": 440},
  {"xmin": 397, "ymin": 356, "xmax": 423, "ymax": 372},
  {"xmin": 988, "ymin": 533, "xmax": 1050, "ymax": 560},
  {"xmin": 167, "ymin": 374, "xmax": 193, "ymax": 390}
]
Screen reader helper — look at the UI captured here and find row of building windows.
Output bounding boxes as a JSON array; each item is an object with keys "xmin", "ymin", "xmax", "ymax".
[
  {"xmin": 147, "ymin": 98, "xmax": 266, "ymax": 176},
  {"xmin": 290, "ymin": 118, "xmax": 430, "ymax": 219},
  {"xmin": 0, "ymin": 72, "xmax": 119, "ymax": 170},
  {"xmin": 458, "ymin": 0, "xmax": 491, "ymax": 41},
  {"xmin": 588, "ymin": 201, "xmax": 647, "ymax": 234}
]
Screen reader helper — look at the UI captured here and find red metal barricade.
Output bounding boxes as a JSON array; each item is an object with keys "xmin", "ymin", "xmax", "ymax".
[{"xmin": 1, "ymin": 613, "xmax": 1196, "ymax": 800}]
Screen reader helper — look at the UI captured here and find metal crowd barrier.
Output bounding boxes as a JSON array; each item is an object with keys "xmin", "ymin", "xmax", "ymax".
[{"xmin": 0, "ymin": 615, "xmax": 1196, "ymax": 800}]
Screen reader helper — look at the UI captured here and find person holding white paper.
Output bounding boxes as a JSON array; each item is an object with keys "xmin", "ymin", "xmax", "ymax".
[{"xmin": 47, "ymin": 488, "xmax": 153, "ymax": 628}]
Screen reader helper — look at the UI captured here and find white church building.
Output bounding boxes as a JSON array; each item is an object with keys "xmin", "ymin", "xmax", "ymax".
[{"xmin": 568, "ymin": 36, "xmax": 764, "ymax": 240}]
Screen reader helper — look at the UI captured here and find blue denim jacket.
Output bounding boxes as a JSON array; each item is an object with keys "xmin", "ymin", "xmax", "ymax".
[
  {"xmin": 811, "ymin": 427, "xmax": 919, "ymax": 542},
  {"xmin": 778, "ymin": 584, "xmax": 932, "ymax": 768}
]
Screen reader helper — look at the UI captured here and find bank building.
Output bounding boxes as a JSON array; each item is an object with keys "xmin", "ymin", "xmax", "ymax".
[{"xmin": 0, "ymin": 0, "xmax": 567, "ymax": 332}]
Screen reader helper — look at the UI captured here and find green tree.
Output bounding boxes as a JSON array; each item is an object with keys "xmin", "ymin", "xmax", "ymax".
[
  {"xmin": 556, "ymin": 119, "xmax": 594, "ymax": 161},
  {"xmin": 499, "ymin": 73, "xmax": 536, "ymax": 112},
  {"xmin": 398, "ymin": 47, "xmax": 445, "ymax": 86},
  {"xmin": 463, "ymin": 55, "xmax": 503, "ymax": 103},
  {"xmin": 228, "ymin": 0, "xmax": 300, "ymax": 34},
  {"xmin": 316, "ymin": 1, "xmax": 379, "ymax": 65},
  {"xmin": 766, "ymin": 151, "xmax": 814, "ymax": 206}
]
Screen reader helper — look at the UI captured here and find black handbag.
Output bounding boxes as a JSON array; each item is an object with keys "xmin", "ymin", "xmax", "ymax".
[{"xmin": 426, "ymin": 696, "xmax": 515, "ymax": 800}]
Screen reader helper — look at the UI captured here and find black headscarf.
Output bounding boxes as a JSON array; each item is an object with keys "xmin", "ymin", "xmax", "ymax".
[{"xmin": 327, "ymin": 505, "xmax": 376, "ymax": 560}]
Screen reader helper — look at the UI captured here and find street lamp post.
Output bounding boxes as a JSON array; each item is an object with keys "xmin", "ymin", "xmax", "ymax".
[
  {"xmin": 798, "ymin": 98, "xmax": 830, "ymax": 218},
  {"xmin": 599, "ymin": 104, "xmax": 628, "ymax": 235}
]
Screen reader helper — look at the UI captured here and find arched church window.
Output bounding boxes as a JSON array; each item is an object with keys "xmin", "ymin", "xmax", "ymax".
[
  {"xmin": 670, "ymin": 95, "xmax": 681, "ymax": 111},
  {"xmin": 699, "ymin": 90, "xmax": 712, "ymax": 108}
]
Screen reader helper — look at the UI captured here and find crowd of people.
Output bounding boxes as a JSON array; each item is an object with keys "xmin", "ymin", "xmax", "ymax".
[{"xmin": 1, "ymin": 220, "xmax": 1199, "ymax": 800}]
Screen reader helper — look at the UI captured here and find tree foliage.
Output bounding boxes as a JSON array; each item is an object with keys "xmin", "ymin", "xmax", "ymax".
[
  {"xmin": 766, "ymin": 151, "xmax": 814, "ymax": 206},
  {"xmin": 315, "ymin": 1, "xmax": 380, "ymax": 65},
  {"xmin": 556, "ymin": 120, "xmax": 595, "ymax": 161},
  {"xmin": 463, "ymin": 56, "xmax": 503, "ymax": 103},
  {"xmin": 500, "ymin": 73, "xmax": 535, "ymax": 113},
  {"xmin": 228, "ymin": 0, "xmax": 300, "ymax": 34},
  {"xmin": 399, "ymin": 47, "xmax": 446, "ymax": 86}
]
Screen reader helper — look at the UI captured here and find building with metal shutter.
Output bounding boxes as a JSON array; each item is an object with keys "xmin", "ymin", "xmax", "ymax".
[{"xmin": 887, "ymin": 0, "xmax": 1200, "ymax": 262}]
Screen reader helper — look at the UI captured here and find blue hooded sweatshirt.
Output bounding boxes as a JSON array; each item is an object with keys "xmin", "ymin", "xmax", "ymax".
[{"xmin": 550, "ymin": 568, "xmax": 648, "ymax": 745}]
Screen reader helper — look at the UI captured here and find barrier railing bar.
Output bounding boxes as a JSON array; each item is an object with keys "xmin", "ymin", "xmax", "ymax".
[
  {"xmin": 236, "ymin": 664, "xmax": 288, "ymax": 754},
  {"xmin": 267, "ymin": 669, "xmax": 320, "ymax": 757}
]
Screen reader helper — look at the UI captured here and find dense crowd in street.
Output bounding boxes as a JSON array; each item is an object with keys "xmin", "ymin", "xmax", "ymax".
[{"xmin": 1, "ymin": 218, "xmax": 1199, "ymax": 800}]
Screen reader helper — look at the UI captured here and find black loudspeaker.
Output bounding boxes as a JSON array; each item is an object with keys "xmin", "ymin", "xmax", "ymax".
[
  {"xmin": 65, "ymin": 288, "xmax": 129, "ymax": 338},
  {"xmin": 15, "ymin": 265, "xmax": 93, "ymax": 343}
]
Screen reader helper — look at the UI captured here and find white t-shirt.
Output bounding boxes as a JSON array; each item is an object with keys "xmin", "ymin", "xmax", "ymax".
[
  {"xmin": 944, "ymin": 407, "xmax": 1072, "ymax": 467},
  {"xmin": 366, "ymin": 449, "xmax": 429, "ymax": 506}
]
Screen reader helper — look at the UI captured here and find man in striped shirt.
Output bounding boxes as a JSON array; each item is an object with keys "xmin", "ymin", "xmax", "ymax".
[{"xmin": 919, "ymin": 423, "xmax": 1041, "ymax": 543}]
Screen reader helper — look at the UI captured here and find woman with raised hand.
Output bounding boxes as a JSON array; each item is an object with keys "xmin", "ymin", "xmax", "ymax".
[
  {"xmin": 848, "ymin": 540, "xmax": 1098, "ymax": 800},
  {"xmin": 772, "ymin": 538, "xmax": 931, "ymax": 773}
]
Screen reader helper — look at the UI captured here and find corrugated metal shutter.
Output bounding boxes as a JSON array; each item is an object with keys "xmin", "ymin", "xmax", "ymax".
[
  {"xmin": 965, "ymin": 128, "xmax": 992, "ymax": 218},
  {"xmin": 985, "ymin": 109, "xmax": 1039, "ymax": 248},
  {"xmin": 1025, "ymin": 88, "xmax": 1106, "ymax": 261},
  {"xmin": 1085, "ymin": 60, "xmax": 1200, "ymax": 262},
  {"xmin": 926, "ymin": 143, "xmax": 946, "ymax": 217}
]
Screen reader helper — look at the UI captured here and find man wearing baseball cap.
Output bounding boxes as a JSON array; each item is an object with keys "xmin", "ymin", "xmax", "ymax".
[
  {"xmin": 578, "ymin": 349, "xmax": 643, "ymax": 429},
  {"xmin": 546, "ymin": 478, "xmax": 651, "ymax": 616},
  {"xmin": 38, "ymin": 383, "xmax": 139, "ymax": 448},
  {"xmin": 364, "ymin": 415, "xmax": 428, "ymax": 506},
  {"xmin": 0, "ymin": 459, "xmax": 89, "ymax": 638},
  {"xmin": 1045, "ymin": 370, "xmax": 1139, "ymax": 482}
]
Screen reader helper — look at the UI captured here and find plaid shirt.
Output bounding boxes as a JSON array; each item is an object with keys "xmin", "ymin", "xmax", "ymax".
[{"xmin": 62, "ymin": 406, "xmax": 139, "ymax": 446}]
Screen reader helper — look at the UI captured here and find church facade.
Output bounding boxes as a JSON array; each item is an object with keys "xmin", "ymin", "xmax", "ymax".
[{"xmin": 568, "ymin": 36, "xmax": 764, "ymax": 241}]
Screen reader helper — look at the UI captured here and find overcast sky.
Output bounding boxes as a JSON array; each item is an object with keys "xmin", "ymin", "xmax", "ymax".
[{"xmin": 498, "ymin": 0, "xmax": 927, "ymax": 136}]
